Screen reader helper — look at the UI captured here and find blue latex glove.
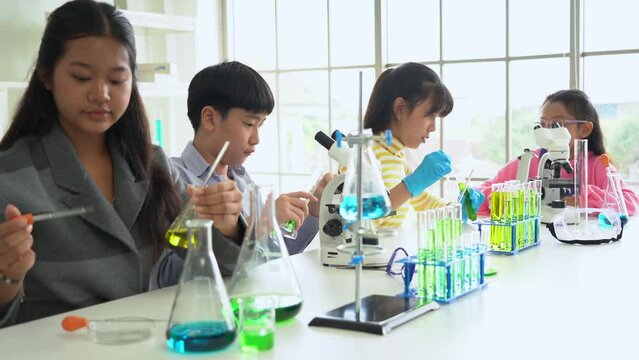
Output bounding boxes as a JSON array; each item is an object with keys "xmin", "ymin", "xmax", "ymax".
[
  {"xmin": 402, "ymin": 150, "xmax": 452, "ymax": 198},
  {"xmin": 461, "ymin": 187, "xmax": 486, "ymax": 222}
]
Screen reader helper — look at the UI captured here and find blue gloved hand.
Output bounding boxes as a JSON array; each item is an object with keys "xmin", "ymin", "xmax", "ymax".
[
  {"xmin": 461, "ymin": 187, "xmax": 486, "ymax": 222},
  {"xmin": 402, "ymin": 150, "xmax": 452, "ymax": 198}
]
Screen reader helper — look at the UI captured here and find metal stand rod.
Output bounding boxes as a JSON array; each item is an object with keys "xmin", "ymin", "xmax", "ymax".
[{"xmin": 355, "ymin": 71, "xmax": 363, "ymax": 320}]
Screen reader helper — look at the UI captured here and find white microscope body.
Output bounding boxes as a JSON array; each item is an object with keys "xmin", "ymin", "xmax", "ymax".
[{"xmin": 517, "ymin": 124, "xmax": 574, "ymax": 223}]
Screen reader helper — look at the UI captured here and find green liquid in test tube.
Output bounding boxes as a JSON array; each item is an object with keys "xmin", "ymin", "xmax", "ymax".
[
  {"xmin": 417, "ymin": 212, "xmax": 436, "ymax": 301},
  {"xmin": 449, "ymin": 205, "xmax": 463, "ymax": 296},
  {"xmin": 489, "ymin": 184, "xmax": 502, "ymax": 251},
  {"xmin": 434, "ymin": 209, "xmax": 448, "ymax": 300},
  {"xmin": 502, "ymin": 188, "xmax": 513, "ymax": 252},
  {"xmin": 416, "ymin": 212, "xmax": 428, "ymax": 299},
  {"xmin": 425, "ymin": 228, "xmax": 436, "ymax": 299}
]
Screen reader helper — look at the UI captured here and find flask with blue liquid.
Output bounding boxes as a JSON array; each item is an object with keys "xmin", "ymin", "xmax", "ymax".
[
  {"xmin": 166, "ymin": 219, "xmax": 236, "ymax": 353},
  {"xmin": 339, "ymin": 129, "xmax": 391, "ymax": 221}
]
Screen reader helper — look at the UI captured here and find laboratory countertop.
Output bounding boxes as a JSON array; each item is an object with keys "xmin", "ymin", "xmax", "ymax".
[{"xmin": 0, "ymin": 222, "xmax": 637, "ymax": 360}]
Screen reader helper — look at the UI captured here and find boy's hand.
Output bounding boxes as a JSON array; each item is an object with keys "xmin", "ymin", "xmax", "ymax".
[
  {"xmin": 309, "ymin": 172, "xmax": 335, "ymax": 217},
  {"xmin": 275, "ymin": 192, "xmax": 316, "ymax": 230},
  {"xmin": 0, "ymin": 204, "xmax": 35, "ymax": 286},
  {"xmin": 189, "ymin": 181, "xmax": 243, "ymax": 239}
]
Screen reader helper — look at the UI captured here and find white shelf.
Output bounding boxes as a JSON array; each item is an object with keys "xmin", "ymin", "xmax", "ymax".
[
  {"xmin": 120, "ymin": 10, "xmax": 194, "ymax": 32},
  {"xmin": 0, "ymin": 82, "xmax": 27, "ymax": 90},
  {"xmin": 0, "ymin": 81, "xmax": 186, "ymax": 98},
  {"xmin": 138, "ymin": 82, "xmax": 188, "ymax": 98}
]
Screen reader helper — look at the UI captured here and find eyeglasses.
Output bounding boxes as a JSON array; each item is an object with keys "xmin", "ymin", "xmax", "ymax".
[{"xmin": 537, "ymin": 119, "xmax": 588, "ymax": 129}]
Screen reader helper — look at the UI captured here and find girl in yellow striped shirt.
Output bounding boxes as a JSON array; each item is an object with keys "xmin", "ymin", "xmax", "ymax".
[{"xmin": 363, "ymin": 62, "xmax": 454, "ymax": 229}]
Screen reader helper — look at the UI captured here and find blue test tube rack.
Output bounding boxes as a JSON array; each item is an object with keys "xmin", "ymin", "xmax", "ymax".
[
  {"xmin": 476, "ymin": 217, "xmax": 540, "ymax": 255},
  {"xmin": 396, "ymin": 249, "xmax": 488, "ymax": 304}
]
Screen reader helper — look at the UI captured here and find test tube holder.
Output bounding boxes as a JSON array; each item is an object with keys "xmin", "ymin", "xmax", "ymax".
[{"xmin": 476, "ymin": 217, "xmax": 541, "ymax": 255}]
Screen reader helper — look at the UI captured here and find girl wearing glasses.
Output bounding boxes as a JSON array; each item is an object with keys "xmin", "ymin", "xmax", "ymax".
[{"xmin": 476, "ymin": 89, "xmax": 637, "ymax": 216}]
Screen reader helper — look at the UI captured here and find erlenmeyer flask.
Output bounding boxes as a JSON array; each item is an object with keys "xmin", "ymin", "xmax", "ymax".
[
  {"xmin": 339, "ymin": 129, "xmax": 391, "ymax": 221},
  {"xmin": 165, "ymin": 202, "xmax": 197, "ymax": 249},
  {"xmin": 166, "ymin": 219, "xmax": 236, "ymax": 353},
  {"xmin": 227, "ymin": 184, "xmax": 304, "ymax": 323}
]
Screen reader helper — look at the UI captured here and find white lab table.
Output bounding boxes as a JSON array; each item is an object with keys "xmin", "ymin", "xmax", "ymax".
[{"xmin": 0, "ymin": 222, "xmax": 637, "ymax": 360}]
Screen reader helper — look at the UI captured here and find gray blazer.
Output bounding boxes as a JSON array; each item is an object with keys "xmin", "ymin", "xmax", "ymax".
[{"xmin": 0, "ymin": 124, "xmax": 241, "ymax": 327}]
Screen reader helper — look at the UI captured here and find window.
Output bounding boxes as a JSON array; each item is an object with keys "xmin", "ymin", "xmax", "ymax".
[{"xmin": 226, "ymin": 0, "xmax": 638, "ymax": 196}]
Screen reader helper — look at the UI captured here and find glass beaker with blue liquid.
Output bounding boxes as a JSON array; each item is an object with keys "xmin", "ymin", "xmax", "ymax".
[{"xmin": 339, "ymin": 129, "xmax": 391, "ymax": 221}]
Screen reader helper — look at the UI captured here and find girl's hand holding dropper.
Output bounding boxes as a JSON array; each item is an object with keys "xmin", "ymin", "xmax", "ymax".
[{"xmin": 0, "ymin": 205, "xmax": 35, "ymax": 293}]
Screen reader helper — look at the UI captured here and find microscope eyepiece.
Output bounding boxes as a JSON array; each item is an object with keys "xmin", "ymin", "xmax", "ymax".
[{"xmin": 314, "ymin": 131, "xmax": 334, "ymax": 150}]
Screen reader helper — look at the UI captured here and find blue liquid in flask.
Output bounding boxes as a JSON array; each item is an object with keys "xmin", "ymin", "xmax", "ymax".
[
  {"xmin": 339, "ymin": 195, "xmax": 389, "ymax": 220},
  {"xmin": 166, "ymin": 321, "xmax": 236, "ymax": 353}
]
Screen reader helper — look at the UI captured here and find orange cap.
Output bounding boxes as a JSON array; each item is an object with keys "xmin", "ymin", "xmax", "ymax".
[
  {"xmin": 600, "ymin": 154, "xmax": 610, "ymax": 167},
  {"xmin": 9, "ymin": 214, "xmax": 34, "ymax": 225},
  {"xmin": 62, "ymin": 315, "xmax": 89, "ymax": 332}
]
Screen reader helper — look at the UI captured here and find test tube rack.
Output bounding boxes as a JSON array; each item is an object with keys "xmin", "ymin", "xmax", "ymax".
[
  {"xmin": 476, "ymin": 217, "xmax": 540, "ymax": 255},
  {"xmin": 484, "ymin": 179, "xmax": 542, "ymax": 255},
  {"xmin": 396, "ymin": 248, "xmax": 487, "ymax": 304}
]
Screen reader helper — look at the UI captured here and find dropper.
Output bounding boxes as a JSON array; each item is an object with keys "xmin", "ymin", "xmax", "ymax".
[{"xmin": 14, "ymin": 206, "xmax": 94, "ymax": 225}]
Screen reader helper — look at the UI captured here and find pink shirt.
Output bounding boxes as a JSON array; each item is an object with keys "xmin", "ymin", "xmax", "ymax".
[{"xmin": 476, "ymin": 148, "xmax": 638, "ymax": 216}]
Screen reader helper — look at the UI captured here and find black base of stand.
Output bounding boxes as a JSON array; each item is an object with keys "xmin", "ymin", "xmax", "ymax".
[{"xmin": 308, "ymin": 294, "xmax": 439, "ymax": 335}]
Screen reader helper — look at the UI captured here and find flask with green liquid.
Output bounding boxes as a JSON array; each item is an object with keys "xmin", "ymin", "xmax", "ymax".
[{"xmin": 227, "ymin": 184, "xmax": 304, "ymax": 323}]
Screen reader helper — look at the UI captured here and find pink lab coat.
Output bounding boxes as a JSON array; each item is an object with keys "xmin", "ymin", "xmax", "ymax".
[{"xmin": 476, "ymin": 148, "xmax": 638, "ymax": 216}]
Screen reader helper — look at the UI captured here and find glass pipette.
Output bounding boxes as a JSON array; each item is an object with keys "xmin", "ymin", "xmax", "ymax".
[
  {"xmin": 62, "ymin": 315, "xmax": 163, "ymax": 345},
  {"xmin": 15, "ymin": 206, "xmax": 94, "ymax": 225}
]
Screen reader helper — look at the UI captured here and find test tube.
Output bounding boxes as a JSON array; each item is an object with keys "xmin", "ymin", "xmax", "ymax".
[
  {"xmin": 469, "ymin": 231, "xmax": 481, "ymax": 288},
  {"xmin": 501, "ymin": 184, "xmax": 513, "ymax": 252},
  {"xmin": 448, "ymin": 205, "xmax": 463, "ymax": 296},
  {"xmin": 434, "ymin": 207, "xmax": 448, "ymax": 299},
  {"xmin": 515, "ymin": 183, "xmax": 525, "ymax": 250},
  {"xmin": 416, "ymin": 212, "xmax": 431, "ymax": 300},
  {"xmin": 462, "ymin": 232, "xmax": 472, "ymax": 292},
  {"xmin": 526, "ymin": 181, "xmax": 535, "ymax": 245},
  {"xmin": 489, "ymin": 183, "xmax": 502, "ymax": 251},
  {"xmin": 607, "ymin": 169, "xmax": 629, "ymax": 219},
  {"xmin": 574, "ymin": 139, "xmax": 589, "ymax": 227}
]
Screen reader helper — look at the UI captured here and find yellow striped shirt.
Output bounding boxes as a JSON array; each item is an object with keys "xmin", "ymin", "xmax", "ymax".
[{"xmin": 371, "ymin": 136, "xmax": 446, "ymax": 229}]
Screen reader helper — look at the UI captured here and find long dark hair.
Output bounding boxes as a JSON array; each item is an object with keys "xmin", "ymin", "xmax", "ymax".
[
  {"xmin": 0, "ymin": 0, "xmax": 181, "ymax": 258},
  {"xmin": 543, "ymin": 89, "xmax": 606, "ymax": 156},
  {"xmin": 364, "ymin": 62, "xmax": 453, "ymax": 134}
]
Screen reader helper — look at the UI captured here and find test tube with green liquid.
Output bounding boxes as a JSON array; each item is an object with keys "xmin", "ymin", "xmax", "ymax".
[
  {"xmin": 434, "ymin": 207, "xmax": 448, "ymax": 300},
  {"xmin": 490, "ymin": 183, "xmax": 502, "ymax": 251},
  {"xmin": 417, "ymin": 210, "xmax": 436, "ymax": 300},
  {"xmin": 416, "ymin": 211, "xmax": 428, "ymax": 299},
  {"xmin": 449, "ymin": 205, "xmax": 464, "ymax": 296},
  {"xmin": 514, "ymin": 183, "xmax": 525, "ymax": 249},
  {"xmin": 501, "ymin": 185, "xmax": 514, "ymax": 252}
]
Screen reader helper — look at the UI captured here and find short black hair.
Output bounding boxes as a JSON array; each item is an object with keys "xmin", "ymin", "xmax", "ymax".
[
  {"xmin": 187, "ymin": 61, "xmax": 275, "ymax": 130},
  {"xmin": 364, "ymin": 62, "xmax": 453, "ymax": 134}
]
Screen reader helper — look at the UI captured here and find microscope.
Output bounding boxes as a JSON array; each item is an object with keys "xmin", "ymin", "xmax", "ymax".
[
  {"xmin": 314, "ymin": 131, "xmax": 391, "ymax": 267},
  {"xmin": 517, "ymin": 123, "xmax": 574, "ymax": 223}
]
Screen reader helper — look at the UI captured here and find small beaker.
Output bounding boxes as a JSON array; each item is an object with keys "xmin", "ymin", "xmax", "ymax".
[{"xmin": 239, "ymin": 297, "xmax": 275, "ymax": 352}]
